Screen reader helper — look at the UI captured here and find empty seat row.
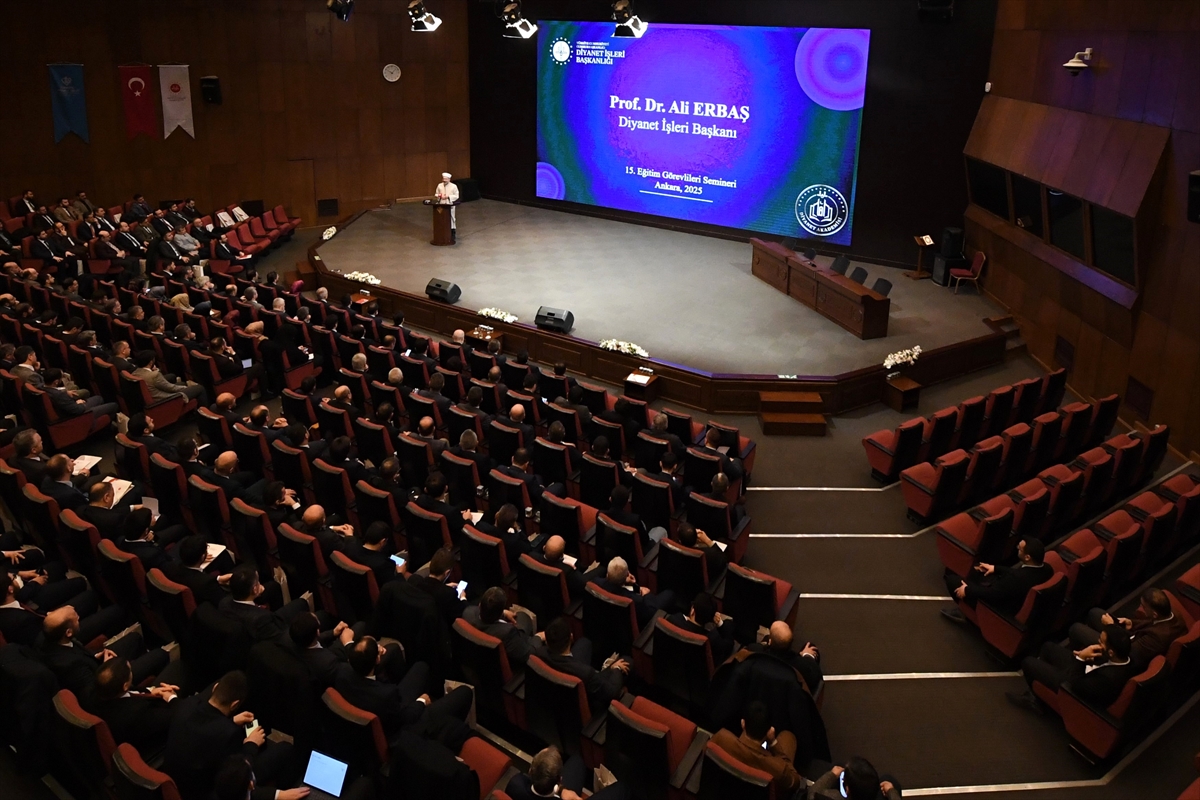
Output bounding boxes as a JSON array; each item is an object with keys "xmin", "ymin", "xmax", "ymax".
[
  {"xmin": 863, "ymin": 368, "xmax": 1069, "ymax": 482},
  {"xmin": 899, "ymin": 395, "xmax": 1122, "ymax": 523},
  {"xmin": 935, "ymin": 425, "xmax": 1175, "ymax": 576}
]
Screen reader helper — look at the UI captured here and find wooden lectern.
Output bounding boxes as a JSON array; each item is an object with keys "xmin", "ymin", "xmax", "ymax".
[
  {"xmin": 906, "ymin": 235, "xmax": 934, "ymax": 280},
  {"xmin": 430, "ymin": 202, "xmax": 456, "ymax": 246}
]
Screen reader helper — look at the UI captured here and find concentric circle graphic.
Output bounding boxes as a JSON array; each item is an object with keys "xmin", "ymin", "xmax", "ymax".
[
  {"xmin": 794, "ymin": 29, "xmax": 869, "ymax": 111},
  {"xmin": 536, "ymin": 162, "xmax": 566, "ymax": 200}
]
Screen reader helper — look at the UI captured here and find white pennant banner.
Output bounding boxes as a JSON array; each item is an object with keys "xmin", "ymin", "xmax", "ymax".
[{"xmin": 158, "ymin": 64, "xmax": 194, "ymax": 138}]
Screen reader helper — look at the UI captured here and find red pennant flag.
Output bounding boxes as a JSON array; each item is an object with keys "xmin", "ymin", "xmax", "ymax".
[{"xmin": 119, "ymin": 65, "xmax": 157, "ymax": 139}]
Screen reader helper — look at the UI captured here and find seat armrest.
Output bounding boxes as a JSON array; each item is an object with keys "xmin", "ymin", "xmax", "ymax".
[
  {"xmin": 729, "ymin": 515, "xmax": 750, "ymax": 540},
  {"xmin": 503, "ymin": 671, "xmax": 525, "ymax": 695},
  {"xmin": 936, "ymin": 530, "xmax": 979, "ymax": 559},
  {"xmin": 777, "ymin": 587, "xmax": 800, "ymax": 627},
  {"xmin": 671, "ymin": 730, "xmax": 712, "ymax": 790},
  {"xmin": 977, "ymin": 600, "xmax": 1026, "ymax": 633},
  {"xmin": 581, "ymin": 706, "xmax": 608, "ymax": 740},
  {"xmin": 639, "ymin": 542, "xmax": 659, "ymax": 572},
  {"xmin": 684, "ymin": 742, "xmax": 706, "ymax": 795},
  {"xmin": 864, "ymin": 436, "xmax": 896, "ymax": 457},
  {"xmin": 635, "ymin": 610, "xmax": 665, "ymax": 651},
  {"xmin": 583, "ymin": 525, "xmax": 596, "ymax": 546},
  {"xmin": 706, "ymin": 567, "xmax": 728, "ymax": 596},
  {"xmin": 566, "ymin": 598, "xmax": 583, "ymax": 617}
]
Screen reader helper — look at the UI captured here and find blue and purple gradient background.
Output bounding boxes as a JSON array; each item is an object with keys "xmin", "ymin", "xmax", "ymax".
[{"xmin": 536, "ymin": 22, "xmax": 869, "ymax": 245}]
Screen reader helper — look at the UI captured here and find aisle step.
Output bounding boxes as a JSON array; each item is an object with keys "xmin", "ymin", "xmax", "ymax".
[
  {"xmin": 760, "ymin": 412, "xmax": 827, "ymax": 436},
  {"xmin": 759, "ymin": 391, "xmax": 824, "ymax": 414}
]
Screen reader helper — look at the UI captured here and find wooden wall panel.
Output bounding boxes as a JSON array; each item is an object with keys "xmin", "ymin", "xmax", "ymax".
[
  {"xmin": 973, "ymin": 1, "xmax": 1200, "ymax": 455},
  {"xmin": 0, "ymin": 0, "xmax": 469, "ymax": 224}
]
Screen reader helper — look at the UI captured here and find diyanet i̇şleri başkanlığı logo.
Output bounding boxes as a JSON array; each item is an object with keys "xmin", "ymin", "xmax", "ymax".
[{"xmin": 551, "ymin": 38, "xmax": 572, "ymax": 64}]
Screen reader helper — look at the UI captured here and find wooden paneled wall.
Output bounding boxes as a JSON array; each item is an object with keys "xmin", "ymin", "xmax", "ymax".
[
  {"xmin": 970, "ymin": 0, "xmax": 1200, "ymax": 455},
  {"xmin": 0, "ymin": 0, "xmax": 470, "ymax": 225}
]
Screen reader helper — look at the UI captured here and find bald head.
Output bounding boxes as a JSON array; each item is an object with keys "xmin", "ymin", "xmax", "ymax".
[
  {"xmin": 388, "ymin": 367, "xmax": 402, "ymax": 384},
  {"xmin": 302, "ymin": 505, "xmax": 326, "ymax": 528},
  {"xmin": 418, "ymin": 416, "xmax": 435, "ymax": 436},
  {"xmin": 216, "ymin": 392, "xmax": 236, "ymax": 411},
  {"xmin": 245, "ymin": 321, "xmax": 264, "ymax": 336},
  {"xmin": 544, "ymin": 535, "xmax": 565, "ymax": 560},
  {"xmin": 767, "ymin": 621, "xmax": 793, "ymax": 652},
  {"xmin": 215, "ymin": 451, "xmax": 239, "ymax": 474},
  {"xmin": 334, "ymin": 385, "xmax": 351, "ymax": 403},
  {"xmin": 510, "ymin": 404, "xmax": 526, "ymax": 423},
  {"xmin": 452, "ymin": 329, "xmax": 465, "ymax": 344}
]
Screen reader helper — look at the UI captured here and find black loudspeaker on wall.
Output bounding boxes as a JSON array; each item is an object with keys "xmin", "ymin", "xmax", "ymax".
[
  {"xmin": 941, "ymin": 226, "xmax": 965, "ymax": 259},
  {"xmin": 535, "ymin": 306, "xmax": 574, "ymax": 334},
  {"xmin": 1188, "ymin": 170, "xmax": 1200, "ymax": 223},
  {"xmin": 200, "ymin": 76, "xmax": 222, "ymax": 104},
  {"xmin": 425, "ymin": 278, "xmax": 461, "ymax": 304}
]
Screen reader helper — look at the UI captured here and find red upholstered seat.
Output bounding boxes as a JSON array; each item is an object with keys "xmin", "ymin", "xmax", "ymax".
[
  {"xmin": 112, "ymin": 742, "xmax": 182, "ymax": 800},
  {"xmin": 900, "ymin": 449, "xmax": 971, "ymax": 523},
  {"xmin": 975, "ymin": 571, "xmax": 1067, "ymax": 658},
  {"xmin": 936, "ymin": 506, "xmax": 1013, "ymax": 578},
  {"xmin": 1060, "ymin": 656, "xmax": 1170, "ymax": 760},
  {"xmin": 862, "ymin": 417, "xmax": 925, "ymax": 482}
]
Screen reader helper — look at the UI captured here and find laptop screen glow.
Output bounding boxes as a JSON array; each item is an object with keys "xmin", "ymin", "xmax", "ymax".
[{"xmin": 303, "ymin": 751, "xmax": 348, "ymax": 797}]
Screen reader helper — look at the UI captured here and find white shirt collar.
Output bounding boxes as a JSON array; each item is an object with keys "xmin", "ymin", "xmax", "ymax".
[{"xmin": 0, "ymin": 600, "xmax": 21, "ymax": 609}]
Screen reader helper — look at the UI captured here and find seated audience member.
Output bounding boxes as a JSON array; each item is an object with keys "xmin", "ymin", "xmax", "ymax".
[
  {"xmin": 41, "ymin": 605, "xmax": 171, "ymax": 696},
  {"xmin": 697, "ymin": 427, "xmax": 745, "ymax": 482},
  {"xmin": 282, "ymin": 421, "xmax": 328, "ymax": 461},
  {"xmin": 162, "ymin": 535, "xmax": 234, "ymax": 607},
  {"xmin": 127, "ymin": 411, "xmax": 181, "ymax": 462},
  {"xmin": 498, "ymin": 447, "xmax": 565, "ymax": 504},
  {"xmin": 809, "ymin": 758, "xmax": 902, "ymax": 800},
  {"xmin": 505, "ymin": 746, "xmax": 631, "ymax": 800},
  {"xmin": 258, "ymin": 480, "xmax": 301, "ymax": 530},
  {"xmin": 747, "ymin": 620, "xmax": 823, "ymax": 694},
  {"xmin": 545, "ymin": 420, "xmax": 582, "ymax": 470},
  {"xmin": 502, "ymin": 402, "xmax": 536, "ymax": 445},
  {"xmin": 289, "ymin": 610, "xmax": 376, "ymax": 688},
  {"xmin": 588, "ymin": 436, "xmax": 633, "ymax": 487},
  {"xmin": 676, "ymin": 521, "xmax": 728, "ymax": 577},
  {"xmin": 1066, "ymin": 588, "xmax": 1186, "ymax": 669},
  {"xmin": 39, "ymin": 454, "xmax": 91, "ymax": 511},
  {"xmin": 0, "ymin": 571, "xmax": 110, "ymax": 648},
  {"xmin": 162, "ymin": 670, "xmax": 297, "ymax": 800},
  {"xmin": 118, "ymin": 507, "xmax": 174, "ymax": 569},
  {"xmin": 643, "ymin": 450, "xmax": 685, "ymax": 506},
  {"xmin": 1008, "ymin": 625, "xmax": 1139, "ymax": 713},
  {"xmin": 645, "ymin": 413, "xmax": 686, "ymax": 460},
  {"xmin": 666, "ymin": 592, "xmax": 737, "ymax": 664},
  {"xmin": 601, "ymin": 484, "xmax": 664, "ymax": 559},
  {"xmin": 322, "ymin": 434, "xmax": 370, "ymax": 486},
  {"xmin": 541, "ymin": 616, "xmax": 629, "ymax": 713},
  {"xmin": 133, "ymin": 348, "xmax": 207, "ymax": 403},
  {"xmin": 941, "ymin": 538, "xmax": 1052, "ymax": 624},
  {"xmin": 244, "ymin": 404, "xmax": 290, "ymax": 443},
  {"xmin": 344, "ymin": 521, "xmax": 403, "ymax": 589},
  {"xmin": 415, "ymin": 471, "xmax": 471, "ymax": 536},
  {"xmin": 599, "ymin": 396, "xmax": 643, "ymax": 445},
  {"xmin": 368, "ymin": 455, "xmax": 407, "ymax": 504},
  {"xmin": 449, "ymin": 428, "xmax": 494, "ymax": 477},
  {"xmin": 536, "ymin": 535, "xmax": 588, "ymax": 601},
  {"xmin": 413, "ymin": 415, "xmax": 449, "ymax": 458},
  {"xmin": 334, "ymin": 635, "xmax": 472, "ymax": 736},
  {"xmin": 300, "ymin": 504, "xmax": 354, "ymax": 558},
  {"xmin": 45, "ymin": 367, "xmax": 119, "ymax": 422},
  {"xmin": 209, "ymin": 450, "xmax": 268, "ymax": 503},
  {"xmin": 476, "ymin": 502, "xmax": 533, "ymax": 561},
  {"xmin": 592, "ymin": 556, "xmax": 676, "ymax": 628},
  {"xmin": 464, "ymin": 586, "xmax": 545, "ymax": 667},
  {"xmin": 91, "ymin": 657, "xmax": 181, "ymax": 753},
  {"xmin": 418, "ymin": 372, "xmax": 453, "ymax": 416},
  {"xmin": 211, "ymin": 755, "xmax": 316, "ymax": 800},
  {"xmin": 220, "ymin": 565, "xmax": 310, "ymax": 643},
  {"xmin": 409, "ymin": 546, "xmax": 467, "ymax": 628},
  {"xmin": 710, "ymin": 701, "xmax": 803, "ymax": 796},
  {"xmin": 708, "ymin": 473, "xmax": 746, "ymax": 525}
]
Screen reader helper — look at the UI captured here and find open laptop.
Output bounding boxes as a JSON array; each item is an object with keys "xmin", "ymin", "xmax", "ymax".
[{"xmin": 301, "ymin": 750, "xmax": 349, "ymax": 800}]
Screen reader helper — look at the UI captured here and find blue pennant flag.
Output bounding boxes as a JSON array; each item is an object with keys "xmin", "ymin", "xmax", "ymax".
[{"xmin": 48, "ymin": 64, "xmax": 89, "ymax": 143}]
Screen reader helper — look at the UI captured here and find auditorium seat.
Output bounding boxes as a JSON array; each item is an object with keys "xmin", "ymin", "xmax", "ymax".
[
  {"xmin": 829, "ymin": 255, "xmax": 850, "ymax": 275},
  {"xmin": 995, "ymin": 423, "xmax": 1032, "ymax": 489},
  {"xmin": 655, "ymin": 537, "xmax": 721, "ymax": 606},
  {"xmin": 1085, "ymin": 393, "xmax": 1122, "ymax": 450},
  {"xmin": 112, "ymin": 742, "xmax": 182, "ymax": 800},
  {"xmin": 960, "ymin": 436, "xmax": 1004, "ymax": 506},
  {"xmin": 696, "ymin": 740, "xmax": 776, "ymax": 800},
  {"xmin": 862, "ymin": 417, "xmax": 925, "ymax": 482},
  {"xmin": 312, "ymin": 459, "xmax": 359, "ymax": 529},
  {"xmin": 1059, "ymin": 523, "xmax": 1144, "ymax": 598},
  {"xmin": 402, "ymin": 501, "xmax": 453, "ymax": 570},
  {"xmin": 329, "ymin": 551, "xmax": 380, "ymax": 624},
  {"xmin": 582, "ymin": 581, "xmax": 647, "ymax": 672},
  {"xmin": 58, "ymin": 508, "xmax": 106, "ymax": 594},
  {"xmin": 1054, "ymin": 401, "xmax": 1093, "ymax": 462},
  {"xmin": 633, "ymin": 471, "xmax": 681, "ymax": 535},
  {"xmin": 354, "ymin": 417, "xmax": 395, "ymax": 467},
  {"xmin": 52, "ymin": 688, "xmax": 117, "ymax": 789},
  {"xmin": 981, "ymin": 385, "xmax": 1015, "ymax": 440},
  {"xmin": 271, "ymin": 440, "xmax": 315, "ymax": 504},
  {"xmin": 847, "ymin": 266, "xmax": 868, "ymax": 284},
  {"xmin": 1010, "ymin": 377, "xmax": 1042, "ymax": 426},
  {"xmin": 919, "ymin": 407, "xmax": 959, "ymax": 463},
  {"xmin": 230, "ymin": 498, "xmax": 280, "ymax": 572},
  {"xmin": 935, "ymin": 506, "xmax": 1013, "ymax": 579},
  {"xmin": 900, "ymin": 449, "xmax": 970, "ymax": 523},
  {"xmin": 648, "ymin": 616, "xmax": 718, "ymax": 713},
  {"xmin": 716, "ymin": 564, "xmax": 798, "ymax": 643},
  {"xmin": 602, "ymin": 695, "xmax": 709, "ymax": 800},
  {"xmin": 487, "ymin": 420, "xmax": 523, "ymax": 468},
  {"xmin": 487, "ymin": 469, "xmax": 534, "ymax": 524},
  {"xmin": 452, "ymin": 618, "xmax": 524, "ymax": 728},
  {"xmin": 317, "ymin": 400, "xmax": 354, "ymax": 440},
  {"xmin": 951, "ymin": 395, "xmax": 987, "ymax": 451},
  {"xmin": 973, "ymin": 572, "xmax": 1067, "ymax": 658},
  {"xmin": 440, "ymin": 450, "xmax": 483, "ymax": 509},
  {"xmin": 580, "ymin": 452, "xmax": 621, "ymax": 509},
  {"xmin": 539, "ymin": 492, "xmax": 597, "ymax": 563},
  {"xmin": 320, "ymin": 687, "xmax": 390, "ymax": 777},
  {"xmin": 277, "ymin": 523, "xmax": 334, "ymax": 610},
  {"xmin": 871, "ymin": 277, "xmax": 892, "ymax": 297},
  {"xmin": 232, "ymin": 423, "xmax": 274, "ymax": 480},
  {"xmin": 523, "ymin": 655, "xmax": 603, "ymax": 761},
  {"xmin": 188, "ymin": 475, "xmax": 238, "ymax": 557},
  {"xmin": 1025, "ymin": 412, "xmax": 1064, "ymax": 474},
  {"xmin": 595, "ymin": 512, "xmax": 656, "ymax": 587},
  {"xmin": 1058, "ymin": 656, "xmax": 1170, "ymax": 760},
  {"xmin": 354, "ymin": 480, "xmax": 404, "ymax": 547},
  {"xmin": 24, "ymin": 384, "xmax": 112, "ymax": 448},
  {"xmin": 460, "ymin": 525, "xmax": 514, "ymax": 601},
  {"xmin": 146, "ymin": 567, "xmax": 197, "ymax": 642},
  {"xmin": 516, "ymin": 554, "xmax": 580, "ymax": 633}
]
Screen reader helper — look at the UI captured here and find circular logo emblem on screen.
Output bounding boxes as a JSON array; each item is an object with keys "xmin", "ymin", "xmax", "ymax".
[
  {"xmin": 551, "ymin": 39, "xmax": 572, "ymax": 64},
  {"xmin": 795, "ymin": 184, "xmax": 849, "ymax": 237}
]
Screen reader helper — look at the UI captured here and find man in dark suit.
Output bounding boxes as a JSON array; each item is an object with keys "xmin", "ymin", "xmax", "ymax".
[
  {"xmin": 209, "ymin": 451, "xmax": 267, "ymax": 504},
  {"xmin": 367, "ymin": 456, "xmax": 407, "ymax": 506},
  {"xmin": 415, "ymin": 472, "xmax": 472, "ymax": 541},
  {"xmin": 115, "ymin": 221, "xmax": 148, "ymax": 258},
  {"xmin": 506, "ymin": 746, "xmax": 631, "ymax": 800},
  {"xmin": 16, "ymin": 190, "xmax": 39, "ymax": 216},
  {"xmin": 499, "ymin": 403, "xmax": 536, "ymax": 447},
  {"xmin": 745, "ymin": 620, "xmax": 823, "ymax": 694},
  {"xmin": 157, "ymin": 229, "xmax": 196, "ymax": 269},
  {"xmin": 129, "ymin": 195, "xmax": 152, "ymax": 219},
  {"xmin": 642, "ymin": 413, "xmax": 686, "ymax": 462},
  {"xmin": 39, "ymin": 454, "xmax": 90, "ymax": 511},
  {"xmin": 211, "ymin": 392, "xmax": 243, "ymax": 427},
  {"xmin": 455, "ymin": 386, "xmax": 492, "ymax": 426},
  {"xmin": 676, "ymin": 521, "xmax": 728, "ymax": 579},
  {"xmin": 0, "ymin": 571, "xmax": 113, "ymax": 647},
  {"xmin": 344, "ymin": 521, "xmax": 403, "ymax": 589},
  {"xmin": 592, "ymin": 556, "xmax": 675, "ymax": 628},
  {"xmin": 243, "ymin": 404, "xmax": 289, "ymax": 444},
  {"xmin": 1008, "ymin": 625, "xmax": 1138, "ymax": 714},
  {"xmin": 322, "ymin": 435, "xmax": 371, "ymax": 488},
  {"xmin": 44, "ymin": 368, "xmax": 119, "ymax": 426},
  {"xmin": 327, "ymin": 384, "xmax": 364, "ymax": 422},
  {"xmin": 40, "ymin": 605, "xmax": 171, "ymax": 697},
  {"xmin": 334, "ymin": 636, "xmax": 472, "ymax": 736},
  {"xmin": 447, "ymin": 429, "xmax": 494, "ymax": 478},
  {"xmin": 13, "ymin": 429, "xmax": 84, "ymax": 488},
  {"xmin": 127, "ymin": 412, "xmax": 181, "ymax": 462},
  {"xmin": 117, "ymin": 508, "xmax": 176, "ymax": 570},
  {"xmin": 666, "ymin": 593, "xmax": 737, "ymax": 664},
  {"xmin": 417, "ymin": 372, "xmax": 453, "ymax": 417},
  {"xmin": 535, "ymin": 535, "xmax": 589, "ymax": 601},
  {"xmin": 110, "ymin": 340, "xmax": 137, "ymax": 373},
  {"xmin": 162, "ymin": 535, "xmax": 233, "ymax": 608},
  {"xmin": 220, "ymin": 565, "xmax": 310, "ymax": 643},
  {"xmin": 643, "ymin": 451, "xmax": 686, "ymax": 507},
  {"xmin": 162, "ymin": 671, "xmax": 297, "ymax": 800},
  {"xmin": 299, "ymin": 504, "xmax": 354, "ymax": 558},
  {"xmin": 475, "ymin": 502, "xmax": 534, "ymax": 562},
  {"xmin": 93, "ymin": 207, "xmax": 117, "ymax": 235},
  {"xmin": 288, "ymin": 611, "xmax": 356, "ymax": 688},
  {"xmin": 92, "ymin": 657, "xmax": 180, "ymax": 753},
  {"xmin": 412, "ymin": 415, "xmax": 449, "ymax": 460},
  {"xmin": 942, "ymin": 538, "xmax": 1054, "ymax": 623},
  {"xmin": 696, "ymin": 427, "xmax": 744, "ymax": 482},
  {"xmin": 600, "ymin": 484, "xmax": 657, "ymax": 558},
  {"xmin": 498, "ymin": 447, "xmax": 565, "ymax": 504},
  {"xmin": 1067, "ymin": 588, "xmax": 1187, "ymax": 669},
  {"xmin": 408, "ymin": 547, "xmax": 467, "ymax": 629},
  {"xmin": 542, "ymin": 616, "xmax": 628, "ymax": 714},
  {"xmin": 463, "ymin": 586, "xmax": 545, "ymax": 667},
  {"xmin": 407, "ymin": 336, "xmax": 437, "ymax": 373}
]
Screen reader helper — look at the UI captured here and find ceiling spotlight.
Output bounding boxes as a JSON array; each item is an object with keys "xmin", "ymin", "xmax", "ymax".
[
  {"xmin": 612, "ymin": 0, "xmax": 648, "ymax": 38},
  {"xmin": 497, "ymin": 0, "xmax": 538, "ymax": 39},
  {"xmin": 327, "ymin": 0, "xmax": 354, "ymax": 22},
  {"xmin": 1063, "ymin": 47, "xmax": 1093, "ymax": 76},
  {"xmin": 407, "ymin": 0, "xmax": 442, "ymax": 32}
]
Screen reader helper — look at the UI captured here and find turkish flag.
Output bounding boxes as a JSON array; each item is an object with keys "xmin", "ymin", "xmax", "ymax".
[{"xmin": 119, "ymin": 65, "xmax": 157, "ymax": 139}]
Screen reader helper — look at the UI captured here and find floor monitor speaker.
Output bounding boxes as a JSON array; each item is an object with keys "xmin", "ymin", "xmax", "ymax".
[
  {"xmin": 932, "ymin": 255, "xmax": 965, "ymax": 287},
  {"xmin": 535, "ymin": 306, "xmax": 574, "ymax": 333},
  {"xmin": 425, "ymin": 278, "xmax": 461, "ymax": 304}
]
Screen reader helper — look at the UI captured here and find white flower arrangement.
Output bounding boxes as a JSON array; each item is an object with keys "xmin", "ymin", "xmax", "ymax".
[
  {"xmin": 321, "ymin": 226, "xmax": 337, "ymax": 241},
  {"xmin": 883, "ymin": 345, "xmax": 922, "ymax": 370},
  {"xmin": 478, "ymin": 307, "xmax": 518, "ymax": 323},
  {"xmin": 600, "ymin": 339, "xmax": 650, "ymax": 358},
  {"xmin": 344, "ymin": 271, "xmax": 382, "ymax": 285}
]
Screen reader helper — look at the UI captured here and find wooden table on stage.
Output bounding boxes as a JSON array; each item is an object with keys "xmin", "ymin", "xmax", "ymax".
[
  {"xmin": 466, "ymin": 326, "xmax": 503, "ymax": 352},
  {"xmin": 749, "ymin": 239, "xmax": 889, "ymax": 339}
]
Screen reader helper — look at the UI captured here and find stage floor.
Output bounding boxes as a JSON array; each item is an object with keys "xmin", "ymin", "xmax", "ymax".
[{"xmin": 318, "ymin": 200, "xmax": 1003, "ymax": 375}]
